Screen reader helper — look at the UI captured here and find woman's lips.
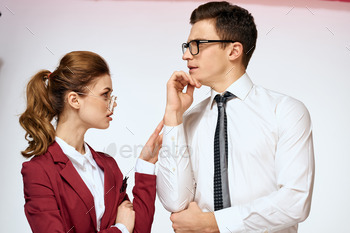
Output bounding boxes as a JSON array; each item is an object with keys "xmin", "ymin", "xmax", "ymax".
[{"xmin": 107, "ymin": 114, "xmax": 113, "ymax": 121}]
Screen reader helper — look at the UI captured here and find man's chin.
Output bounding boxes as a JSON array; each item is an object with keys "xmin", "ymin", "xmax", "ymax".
[
  {"xmin": 189, "ymin": 74, "xmax": 205, "ymax": 84},
  {"xmin": 194, "ymin": 77, "xmax": 210, "ymax": 87}
]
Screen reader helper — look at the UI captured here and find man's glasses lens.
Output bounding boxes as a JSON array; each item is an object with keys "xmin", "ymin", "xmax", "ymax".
[
  {"xmin": 182, "ymin": 43, "xmax": 188, "ymax": 54},
  {"xmin": 182, "ymin": 41, "xmax": 199, "ymax": 55}
]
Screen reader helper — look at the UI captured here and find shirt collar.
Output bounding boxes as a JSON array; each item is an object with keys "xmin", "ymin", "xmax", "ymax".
[
  {"xmin": 210, "ymin": 72, "xmax": 253, "ymax": 109},
  {"xmin": 55, "ymin": 136, "xmax": 96, "ymax": 169}
]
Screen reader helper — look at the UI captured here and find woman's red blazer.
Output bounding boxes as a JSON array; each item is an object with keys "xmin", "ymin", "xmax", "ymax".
[{"xmin": 21, "ymin": 141, "xmax": 156, "ymax": 233}]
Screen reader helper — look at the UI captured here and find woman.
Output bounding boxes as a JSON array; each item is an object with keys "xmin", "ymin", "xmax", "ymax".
[{"xmin": 19, "ymin": 51, "xmax": 162, "ymax": 233}]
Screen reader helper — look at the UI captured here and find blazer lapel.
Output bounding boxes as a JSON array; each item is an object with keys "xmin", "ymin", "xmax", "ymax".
[
  {"xmin": 89, "ymin": 146, "xmax": 118, "ymax": 229},
  {"xmin": 48, "ymin": 142, "xmax": 97, "ymax": 230}
]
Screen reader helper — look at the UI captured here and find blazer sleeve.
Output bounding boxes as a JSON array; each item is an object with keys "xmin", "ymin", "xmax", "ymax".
[
  {"xmin": 132, "ymin": 172, "xmax": 156, "ymax": 233},
  {"xmin": 21, "ymin": 160, "xmax": 65, "ymax": 233},
  {"xmin": 98, "ymin": 154, "xmax": 156, "ymax": 233}
]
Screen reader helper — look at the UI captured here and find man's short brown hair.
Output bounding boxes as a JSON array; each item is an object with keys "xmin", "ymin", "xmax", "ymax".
[{"xmin": 190, "ymin": 1, "xmax": 258, "ymax": 68}]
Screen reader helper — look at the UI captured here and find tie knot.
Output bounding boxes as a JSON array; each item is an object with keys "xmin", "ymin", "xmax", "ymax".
[{"xmin": 214, "ymin": 92, "xmax": 235, "ymax": 105}]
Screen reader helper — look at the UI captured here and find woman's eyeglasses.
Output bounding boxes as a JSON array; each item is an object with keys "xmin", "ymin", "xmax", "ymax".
[{"xmin": 77, "ymin": 86, "xmax": 117, "ymax": 113}]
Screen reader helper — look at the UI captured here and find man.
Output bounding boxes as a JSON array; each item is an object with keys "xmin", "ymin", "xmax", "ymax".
[{"xmin": 157, "ymin": 1, "xmax": 314, "ymax": 233}]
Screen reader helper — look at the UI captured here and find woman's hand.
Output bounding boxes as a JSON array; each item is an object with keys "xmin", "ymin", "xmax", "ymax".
[
  {"xmin": 115, "ymin": 200, "xmax": 135, "ymax": 233},
  {"xmin": 139, "ymin": 120, "xmax": 164, "ymax": 164}
]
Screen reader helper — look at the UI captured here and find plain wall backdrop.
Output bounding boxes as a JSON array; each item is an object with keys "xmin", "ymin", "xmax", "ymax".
[{"xmin": 1, "ymin": 0, "xmax": 350, "ymax": 232}]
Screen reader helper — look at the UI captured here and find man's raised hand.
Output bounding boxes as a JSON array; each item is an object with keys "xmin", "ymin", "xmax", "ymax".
[{"xmin": 165, "ymin": 71, "xmax": 201, "ymax": 126}]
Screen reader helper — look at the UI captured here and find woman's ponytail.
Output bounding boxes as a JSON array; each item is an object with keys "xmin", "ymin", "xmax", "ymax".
[{"xmin": 19, "ymin": 70, "xmax": 56, "ymax": 158}]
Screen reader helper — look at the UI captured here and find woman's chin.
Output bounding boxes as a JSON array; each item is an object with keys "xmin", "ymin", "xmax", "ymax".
[{"xmin": 93, "ymin": 122, "xmax": 110, "ymax": 130}]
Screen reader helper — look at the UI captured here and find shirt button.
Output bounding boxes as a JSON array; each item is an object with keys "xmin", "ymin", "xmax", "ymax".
[
  {"xmin": 172, "ymin": 168, "xmax": 176, "ymax": 172},
  {"xmin": 171, "ymin": 136, "xmax": 175, "ymax": 141},
  {"xmin": 99, "ymin": 203, "xmax": 103, "ymax": 208}
]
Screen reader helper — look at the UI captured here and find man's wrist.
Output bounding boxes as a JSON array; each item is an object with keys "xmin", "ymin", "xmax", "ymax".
[
  {"xmin": 164, "ymin": 108, "xmax": 183, "ymax": 126},
  {"xmin": 202, "ymin": 212, "xmax": 220, "ymax": 233}
]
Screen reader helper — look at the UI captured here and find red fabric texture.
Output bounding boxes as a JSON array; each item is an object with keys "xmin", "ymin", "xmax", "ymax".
[{"xmin": 21, "ymin": 141, "xmax": 156, "ymax": 233}]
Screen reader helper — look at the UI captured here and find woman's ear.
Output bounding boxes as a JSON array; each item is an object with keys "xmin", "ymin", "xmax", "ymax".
[
  {"xmin": 228, "ymin": 42, "xmax": 243, "ymax": 61},
  {"xmin": 66, "ymin": 91, "xmax": 81, "ymax": 110}
]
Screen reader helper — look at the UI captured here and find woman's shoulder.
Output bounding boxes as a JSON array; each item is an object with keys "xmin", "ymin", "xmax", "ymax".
[
  {"xmin": 97, "ymin": 151, "xmax": 120, "ymax": 166},
  {"xmin": 96, "ymin": 151, "xmax": 112, "ymax": 158},
  {"xmin": 21, "ymin": 150, "xmax": 56, "ymax": 182},
  {"xmin": 21, "ymin": 142, "xmax": 63, "ymax": 174},
  {"xmin": 22, "ymin": 149, "xmax": 53, "ymax": 166},
  {"xmin": 93, "ymin": 150, "xmax": 120, "ymax": 167},
  {"xmin": 94, "ymin": 151, "xmax": 124, "ymax": 180}
]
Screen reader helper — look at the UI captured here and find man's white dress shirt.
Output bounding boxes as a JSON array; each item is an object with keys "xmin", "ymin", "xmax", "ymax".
[
  {"xmin": 55, "ymin": 137, "xmax": 155, "ymax": 233},
  {"xmin": 156, "ymin": 73, "xmax": 315, "ymax": 233}
]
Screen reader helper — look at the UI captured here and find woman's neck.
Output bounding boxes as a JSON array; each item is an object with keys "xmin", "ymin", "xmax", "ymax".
[{"xmin": 55, "ymin": 118, "xmax": 87, "ymax": 154}]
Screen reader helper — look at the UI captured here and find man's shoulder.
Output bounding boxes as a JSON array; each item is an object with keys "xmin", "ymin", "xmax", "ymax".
[
  {"xmin": 252, "ymin": 85, "xmax": 310, "ymax": 118},
  {"xmin": 183, "ymin": 96, "xmax": 211, "ymax": 121},
  {"xmin": 253, "ymin": 85, "xmax": 305, "ymax": 106}
]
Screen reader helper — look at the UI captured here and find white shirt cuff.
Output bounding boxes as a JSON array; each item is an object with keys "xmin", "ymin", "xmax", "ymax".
[
  {"xmin": 135, "ymin": 158, "xmax": 155, "ymax": 175},
  {"xmin": 214, "ymin": 207, "xmax": 245, "ymax": 233},
  {"xmin": 111, "ymin": 223, "xmax": 129, "ymax": 233}
]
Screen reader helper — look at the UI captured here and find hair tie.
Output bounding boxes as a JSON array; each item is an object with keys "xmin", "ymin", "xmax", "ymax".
[{"xmin": 48, "ymin": 72, "xmax": 52, "ymax": 79}]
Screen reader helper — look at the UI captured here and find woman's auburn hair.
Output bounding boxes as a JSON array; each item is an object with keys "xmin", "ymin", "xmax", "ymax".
[{"xmin": 19, "ymin": 51, "xmax": 110, "ymax": 158}]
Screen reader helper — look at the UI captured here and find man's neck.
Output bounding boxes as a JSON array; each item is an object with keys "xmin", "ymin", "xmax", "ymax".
[{"xmin": 210, "ymin": 67, "xmax": 245, "ymax": 93}]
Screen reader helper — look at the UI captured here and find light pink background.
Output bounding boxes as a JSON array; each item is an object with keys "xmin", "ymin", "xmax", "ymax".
[{"xmin": 1, "ymin": 0, "xmax": 350, "ymax": 232}]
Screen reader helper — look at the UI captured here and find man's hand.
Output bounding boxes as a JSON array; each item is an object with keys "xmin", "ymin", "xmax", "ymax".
[
  {"xmin": 170, "ymin": 202, "xmax": 219, "ymax": 233},
  {"xmin": 165, "ymin": 71, "xmax": 201, "ymax": 126}
]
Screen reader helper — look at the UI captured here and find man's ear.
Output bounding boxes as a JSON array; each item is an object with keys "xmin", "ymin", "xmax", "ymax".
[
  {"xmin": 228, "ymin": 42, "xmax": 243, "ymax": 61},
  {"xmin": 66, "ymin": 91, "xmax": 81, "ymax": 110}
]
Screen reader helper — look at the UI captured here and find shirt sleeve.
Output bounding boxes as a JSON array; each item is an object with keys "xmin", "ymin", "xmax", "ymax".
[
  {"xmin": 214, "ymin": 98, "xmax": 315, "ymax": 233},
  {"xmin": 135, "ymin": 158, "xmax": 155, "ymax": 175},
  {"xmin": 156, "ymin": 124, "xmax": 195, "ymax": 213}
]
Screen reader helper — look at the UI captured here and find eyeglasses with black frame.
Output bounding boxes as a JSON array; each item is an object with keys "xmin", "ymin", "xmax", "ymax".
[{"xmin": 182, "ymin": 40, "xmax": 236, "ymax": 56}]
